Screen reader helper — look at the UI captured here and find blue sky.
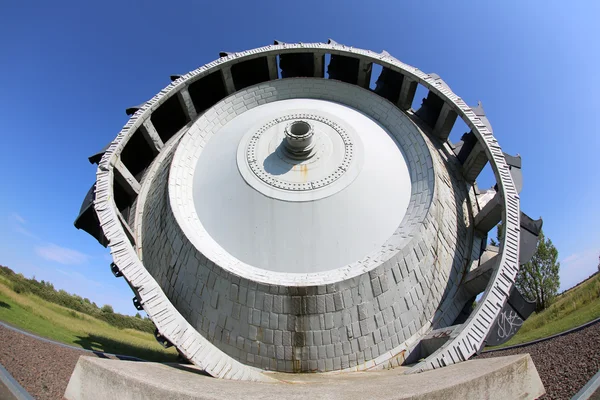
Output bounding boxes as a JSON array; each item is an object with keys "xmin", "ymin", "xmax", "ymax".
[{"xmin": 0, "ymin": 1, "xmax": 598, "ymax": 315}]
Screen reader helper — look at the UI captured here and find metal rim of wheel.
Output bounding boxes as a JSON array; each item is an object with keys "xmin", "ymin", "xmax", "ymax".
[{"xmin": 83, "ymin": 41, "xmax": 526, "ymax": 381}]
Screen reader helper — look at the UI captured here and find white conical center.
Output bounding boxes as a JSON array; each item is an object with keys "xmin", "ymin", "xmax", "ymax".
[{"xmin": 184, "ymin": 98, "xmax": 413, "ymax": 273}]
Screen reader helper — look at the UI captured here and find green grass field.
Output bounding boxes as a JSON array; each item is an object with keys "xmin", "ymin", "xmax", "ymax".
[
  {"xmin": 489, "ymin": 273, "xmax": 600, "ymax": 348},
  {"xmin": 0, "ymin": 279, "xmax": 178, "ymax": 362},
  {"xmin": 1, "ymin": 267, "xmax": 597, "ymax": 357}
]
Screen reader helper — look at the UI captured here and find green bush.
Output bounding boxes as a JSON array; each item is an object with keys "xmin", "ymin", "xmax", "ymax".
[
  {"xmin": 13, "ymin": 282, "xmax": 29, "ymax": 294},
  {"xmin": 68, "ymin": 309, "xmax": 84, "ymax": 320},
  {"xmin": 101, "ymin": 304, "xmax": 114, "ymax": 313}
]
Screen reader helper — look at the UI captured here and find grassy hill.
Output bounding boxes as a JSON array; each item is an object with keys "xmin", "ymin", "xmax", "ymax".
[
  {"xmin": 0, "ymin": 276, "xmax": 178, "ymax": 362},
  {"xmin": 0, "ymin": 265, "xmax": 155, "ymax": 333},
  {"xmin": 490, "ymin": 272, "xmax": 600, "ymax": 348},
  {"xmin": 1, "ymin": 264, "xmax": 597, "ymax": 358}
]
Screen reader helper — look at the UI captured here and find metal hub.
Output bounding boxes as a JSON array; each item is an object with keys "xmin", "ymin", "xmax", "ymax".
[
  {"xmin": 283, "ymin": 120, "xmax": 316, "ymax": 159},
  {"xmin": 239, "ymin": 112, "xmax": 360, "ymax": 198}
]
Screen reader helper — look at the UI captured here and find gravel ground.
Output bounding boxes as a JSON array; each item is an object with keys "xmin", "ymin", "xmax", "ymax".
[
  {"xmin": 0, "ymin": 324, "xmax": 123, "ymax": 400},
  {"xmin": 477, "ymin": 320, "xmax": 600, "ymax": 400},
  {"xmin": 1, "ymin": 321, "xmax": 599, "ymax": 400}
]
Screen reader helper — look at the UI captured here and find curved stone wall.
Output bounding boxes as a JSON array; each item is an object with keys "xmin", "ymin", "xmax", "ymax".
[{"xmin": 138, "ymin": 78, "xmax": 472, "ymax": 372}]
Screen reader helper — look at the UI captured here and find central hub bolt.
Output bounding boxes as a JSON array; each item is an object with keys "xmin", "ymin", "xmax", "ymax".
[{"xmin": 284, "ymin": 120, "xmax": 315, "ymax": 159}]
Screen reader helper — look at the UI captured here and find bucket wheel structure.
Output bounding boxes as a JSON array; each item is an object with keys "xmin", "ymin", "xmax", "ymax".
[{"xmin": 75, "ymin": 40, "xmax": 542, "ymax": 381}]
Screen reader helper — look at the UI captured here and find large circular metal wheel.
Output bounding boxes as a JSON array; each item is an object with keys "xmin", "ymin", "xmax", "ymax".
[{"xmin": 76, "ymin": 41, "xmax": 532, "ymax": 381}]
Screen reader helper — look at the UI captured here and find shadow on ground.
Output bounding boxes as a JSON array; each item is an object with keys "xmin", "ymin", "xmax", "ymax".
[
  {"xmin": 0, "ymin": 301, "xmax": 10, "ymax": 309},
  {"xmin": 165, "ymin": 363, "xmax": 211, "ymax": 376},
  {"xmin": 74, "ymin": 333, "xmax": 179, "ymax": 363}
]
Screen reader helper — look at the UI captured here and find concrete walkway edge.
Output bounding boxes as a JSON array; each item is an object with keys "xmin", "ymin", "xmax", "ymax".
[
  {"xmin": 0, "ymin": 362, "xmax": 35, "ymax": 400},
  {"xmin": 64, "ymin": 354, "xmax": 545, "ymax": 400},
  {"xmin": 572, "ymin": 369, "xmax": 600, "ymax": 400}
]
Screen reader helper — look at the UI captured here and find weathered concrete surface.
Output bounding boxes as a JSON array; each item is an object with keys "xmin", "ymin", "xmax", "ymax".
[
  {"xmin": 65, "ymin": 354, "xmax": 544, "ymax": 400},
  {"xmin": 0, "ymin": 362, "xmax": 33, "ymax": 400}
]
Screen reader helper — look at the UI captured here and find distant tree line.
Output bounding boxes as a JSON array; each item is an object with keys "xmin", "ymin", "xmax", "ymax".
[{"xmin": 0, "ymin": 265, "xmax": 155, "ymax": 334}]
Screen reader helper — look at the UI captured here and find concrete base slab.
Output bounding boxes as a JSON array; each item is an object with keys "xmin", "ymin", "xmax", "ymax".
[{"xmin": 65, "ymin": 354, "xmax": 545, "ymax": 400}]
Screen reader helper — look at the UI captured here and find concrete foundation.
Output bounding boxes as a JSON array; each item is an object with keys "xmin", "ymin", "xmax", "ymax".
[{"xmin": 65, "ymin": 354, "xmax": 544, "ymax": 400}]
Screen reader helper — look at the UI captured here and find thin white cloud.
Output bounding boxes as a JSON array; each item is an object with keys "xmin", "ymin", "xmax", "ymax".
[
  {"xmin": 14, "ymin": 225, "xmax": 40, "ymax": 240},
  {"xmin": 35, "ymin": 244, "xmax": 90, "ymax": 265},
  {"xmin": 56, "ymin": 268, "xmax": 103, "ymax": 288},
  {"xmin": 561, "ymin": 253, "xmax": 580, "ymax": 264},
  {"xmin": 8, "ymin": 212, "xmax": 40, "ymax": 239},
  {"xmin": 559, "ymin": 248, "xmax": 599, "ymax": 291},
  {"xmin": 10, "ymin": 213, "xmax": 26, "ymax": 224}
]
